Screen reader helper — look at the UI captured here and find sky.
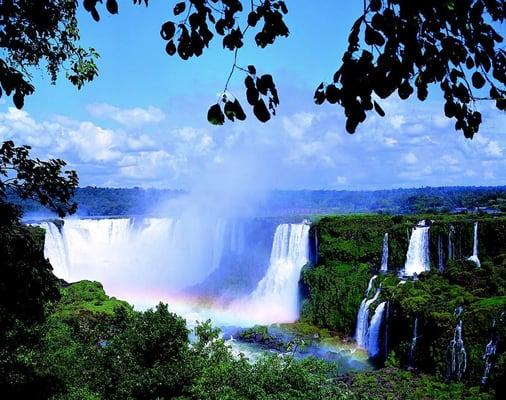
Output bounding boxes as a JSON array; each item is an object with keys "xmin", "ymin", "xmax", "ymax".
[{"xmin": 0, "ymin": 2, "xmax": 505, "ymax": 191}]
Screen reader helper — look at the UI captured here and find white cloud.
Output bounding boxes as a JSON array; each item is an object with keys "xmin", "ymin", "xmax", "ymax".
[
  {"xmin": 402, "ymin": 152, "xmax": 418, "ymax": 165},
  {"xmin": 484, "ymin": 140, "xmax": 503, "ymax": 157},
  {"xmin": 282, "ymin": 112, "xmax": 316, "ymax": 139},
  {"xmin": 87, "ymin": 103, "xmax": 165, "ymax": 127}
]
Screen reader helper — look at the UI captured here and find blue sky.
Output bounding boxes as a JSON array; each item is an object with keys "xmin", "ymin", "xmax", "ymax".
[{"xmin": 0, "ymin": 2, "xmax": 505, "ymax": 190}]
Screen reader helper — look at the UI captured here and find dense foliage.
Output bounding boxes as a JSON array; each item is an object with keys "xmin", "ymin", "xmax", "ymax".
[
  {"xmin": 0, "ymin": 143, "xmax": 79, "ymax": 398},
  {"xmin": 0, "ymin": 0, "xmax": 98, "ymax": 107},
  {"xmin": 302, "ymin": 214, "xmax": 506, "ymax": 396},
  {"xmin": 10, "ymin": 185, "xmax": 506, "ymax": 218}
]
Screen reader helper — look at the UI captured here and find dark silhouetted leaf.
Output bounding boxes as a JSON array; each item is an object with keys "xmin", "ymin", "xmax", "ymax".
[
  {"xmin": 373, "ymin": 100, "xmax": 385, "ymax": 117},
  {"xmin": 207, "ymin": 103, "xmax": 225, "ymax": 125},
  {"xmin": 253, "ymin": 99, "xmax": 270, "ymax": 122},
  {"xmin": 174, "ymin": 2, "xmax": 186, "ymax": 16},
  {"xmin": 106, "ymin": 0, "xmax": 118, "ymax": 14}
]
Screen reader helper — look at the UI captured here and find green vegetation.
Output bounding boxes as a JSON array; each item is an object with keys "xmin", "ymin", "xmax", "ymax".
[
  {"xmin": 301, "ymin": 214, "xmax": 506, "ymax": 396},
  {"xmin": 10, "ymin": 186, "xmax": 506, "ymax": 217},
  {"xmin": 343, "ymin": 367, "xmax": 493, "ymax": 400},
  {"xmin": 54, "ymin": 281, "xmax": 132, "ymax": 319}
]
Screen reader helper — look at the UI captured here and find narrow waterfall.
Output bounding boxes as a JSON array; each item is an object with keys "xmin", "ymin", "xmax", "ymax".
[
  {"xmin": 481, "ymin": 319, "xmax": 498, "ymax": 385},
  {"xmin": 380, "ymin": 233, "xmax": 388, "ymax": 273},
  {"xmin": 481, "ymin": 338, "xmax": 498, "ymax": 385},
  {"xmin": 367, "ymin": 301, "xmax": 386, "ymax": 357},
  {"xmin": 249, "ymin": 222, "xmax": 310, "ymax": 323},
  {"xmin": 355, "ymin": 275, "xmax": 380, "ymax": 349},
  {"xmin": 408, "ymin": 317, "xmax": 419, "ymax": 369},
  {"xmin": 447, "ymin": 319, "xmax": 467, "ymax": 380},
  {"xmin": 437, "ymin": 235, "xmax": 444, "ymax": 272},
  {"xmin": 404, "ymin": 220, "xmax": 430, "ymax": 276},
  {"xmin": 467, "ymin": 222, "xmax": 481, "ymax": 268},
  {"xmin": 448, "ymin": 225, "xmax": 454, "ymax": 261}
]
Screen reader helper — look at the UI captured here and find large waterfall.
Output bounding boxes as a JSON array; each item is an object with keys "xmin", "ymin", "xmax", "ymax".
[
  {"xmin": 38, "ymin": 217, "xmax": 310, "ymax": 326},
  {"xmin": 467, "ymin": 222, "xmax": 481, "ymax": 268},
  {"xmin": 247, "ymin": 222, "xmax": 310, "ymax": 323},
  {"xmin": 380, "ymin": 233, "xmax": 388, "ymax": 273},
  {"xmin": 404, "ymin": 220, "xmax": 430, "ymax": 276}
]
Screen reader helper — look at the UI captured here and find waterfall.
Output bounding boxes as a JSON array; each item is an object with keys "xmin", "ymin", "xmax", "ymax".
[
  {"xmin": 38, "ymin": 222, "xmax": 69, "ymax": 280},
  {"xmin": 438, "ymin": 235, "xmax": 444, "ymax": 272},
  {"xmin": 447, "ymin": 319, "xmax": 467, "ymax": 380},
  {"xmin": 408, "ymin": 317, "xmax": 419, "ymax": 369},
  {"xmin": 404, "ymin": 220, "xmax": 430, "ymax": 276},
  {"xmin": 448, "ymin": 225, "xmax": 454, "ymax": 261},
  {"xmin": 248, "ymin": 222, "xmax": 310, "ymax": 323},
  {"xmin": 355, "ymin": 275, "xmax": 380, "ymax": 349},
  {"xmin": 38, "ymin": 217, "xmax": 235, "ymax": 292},
  {"xmin": 467, "ymin": 222, "xmax": 480, "ymax": 268},
  {"xmin": 481, "ymin": 319, "xmax": 499, "ymax": 385},
  {"xmin": 380, "ymin": 233, "xmax": 388, "ymax": 273},
  {"xmin": 367, "ymin": 301, "xmax": 386, "ymax": 357},
  {"xmin": 481, "ymin": 338, "xmax": 498, "ymax": 385},
  {"xmin": 365, "ymin": 275, "xmax": 378, "ymax": 296}
]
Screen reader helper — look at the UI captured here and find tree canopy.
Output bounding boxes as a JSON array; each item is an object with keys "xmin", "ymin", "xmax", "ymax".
[{"xmin": 0, "ymin": 1, "xmax": 504, "ymax": 137}]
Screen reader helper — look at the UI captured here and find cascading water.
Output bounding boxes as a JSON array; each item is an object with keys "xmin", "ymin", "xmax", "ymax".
[
  {"xmin": 408, "ymin": 317, "xmax": 419, "ymax": 369},
  {"xmin": 38, "ymin": 222, "xmax": 69, "ymax": 280},
  {"xmin": 39, "ymin": 217, "xmax": 311, "ymax": 326},
  {"xmin": 380, "ymin": 233, "xmax": 388, "ymax": 273},
  {"xmin": 355, "ymin": 275, "xmax": 380, "ymax": 349},
  {"xmin": 367, "ymin": 301, "xmax": 386, "ymax": 357},
  {"xmin": 447, "ymin": 313, "xmax": 467, "ymax": 380},
  {"xmin": 38, "ymin": 217, "xmax": 250, "ymax": 296},
  {"xmin": 438, "ymin": 235, "xmax": 444, "ymax": 272},
  {"xmin": 404, "ymin": 220, "xmax": 430, "ymax": 276},
  {"xmin": 481, "ymin": 337, "xmax": 498, "ymax": 385},
  {"xmin": 467, "ymin": 222, "xmax": 481, "ymax": 268},
  {"xmin": 248, "ymin": 222, "xmax": 310, "ymax": 323},
  {"xmin": 481, "ymin": 318, "xmax": 499, "ymax": 385},
  {"xmin": 448, "ymin": 225, "xmax": 454, "ymax": 261}
]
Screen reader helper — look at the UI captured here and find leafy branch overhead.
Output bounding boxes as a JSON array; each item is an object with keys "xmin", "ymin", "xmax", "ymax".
[
  {"xmin": 316, "ymin": 0, "xmax": 506, "ymax": 137},
  {"xmin": 0, "ymin": 141, "xmax": 78, "ymax": 217},
  {"xmin": 1, "ymin": 1, "xmax": 505, "ymax": 138}
]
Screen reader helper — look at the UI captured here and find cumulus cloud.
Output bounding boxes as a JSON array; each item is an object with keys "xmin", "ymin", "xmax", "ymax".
[
  {"xmin": 87, "ymin": 103, "xmax": 166, "ymax": 127},
  {"xmin": 1, "ymin": 93, "xmax": 505, "ymax": 190}
]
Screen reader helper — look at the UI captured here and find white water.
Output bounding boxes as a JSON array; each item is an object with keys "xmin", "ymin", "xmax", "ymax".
[
  {"xmin": 481, "ymin": 338, "xmax": 497, "ymax": 385},
  {"xmin": 408, "ymin": 317, "xmax": 419, "ymax": 368},
  {"xmin": 39, "ymin": 217, "xmax": 229, "ymax": 292},
  {"xmin": 38, "ymin": 222, "xmax": 69, "ymax": 280},
  {"xmin": 448, "ymin": 320, "xmax": 467, "ymax": 380},
  {"xmin": 448, "ymin": 225, "xmax": 455, "ymax": 261},
  {"xmin": 467, "ymin": 222, "xmax": 481, "ymax": 268},
  {"xmin": 404, "ymin": 220, "xmax": 430, "ymax": 276},
  {"xmin": 355, "ymin": 276, "xmax": 380, "ymax": 350},
  {"xmin": 38, "ymin": 218, "xmax": 310, "ymax": 326},
  {"xmin": 380, "ymin": 233, "xmax": 388, "ymax": 273},
  {"xmin": 367, "ymin": 301, "xmax": 386, "ymax": 357},
  {"xmin": 246, "ymin": 222, "xmax": 310, "ymax": 323}
]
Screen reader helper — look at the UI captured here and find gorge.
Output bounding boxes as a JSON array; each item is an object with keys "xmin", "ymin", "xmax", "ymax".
[{"xmin": 32, "ymin": 212, "xmax": 506, "ymax": 397}]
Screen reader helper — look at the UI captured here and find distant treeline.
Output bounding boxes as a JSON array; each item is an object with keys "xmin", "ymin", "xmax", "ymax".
[{"xmin": 10, "ymin": 185, "xmax": 506, "ymax": 217}]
